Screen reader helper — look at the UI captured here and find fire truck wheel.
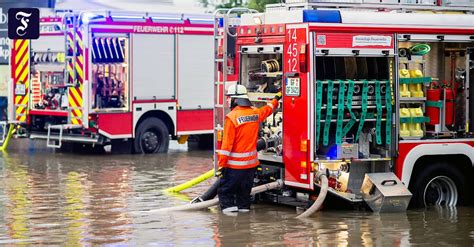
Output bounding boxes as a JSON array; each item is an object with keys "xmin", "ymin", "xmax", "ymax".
[
  {"xmin": 134, "ymin": 118, "xmax": 169, "ymax": 154},
  {"xmin": 410, "ymin": 162, "xmax": 469, "ymax": 208}
]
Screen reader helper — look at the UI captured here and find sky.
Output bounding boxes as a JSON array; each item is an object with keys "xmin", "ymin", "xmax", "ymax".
[{"xmin": 55, "ymin": 0, "xmax": 209, "ymax": 13}]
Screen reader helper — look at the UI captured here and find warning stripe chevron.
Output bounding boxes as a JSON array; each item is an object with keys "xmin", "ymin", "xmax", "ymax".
[
  {"xmin": 12, "ymin": 39, "xmax": 30, "ymax": 122},
  {"xmin": 68, "ymin": 30, "xmax": 84, "ymax": 125}
]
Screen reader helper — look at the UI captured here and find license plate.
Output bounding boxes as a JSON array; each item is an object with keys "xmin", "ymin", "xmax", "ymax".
[{"xmin": 285, "ymin": 77, "xmax": 300, "ymax": 96}]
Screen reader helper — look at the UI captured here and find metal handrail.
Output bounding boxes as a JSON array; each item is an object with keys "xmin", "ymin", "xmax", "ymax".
[
  {"xmin": 225, "ymin": 7, "xmax": 259, "ymax": 37},
  {"xmin": 267, "ymin": 1, "xmax": 474, "ymax": 12}
]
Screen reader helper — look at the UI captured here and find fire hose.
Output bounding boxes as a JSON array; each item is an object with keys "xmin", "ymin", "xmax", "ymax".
[
  {"xmin": 163, "ymin": 134, "xmax": 281, "ymax": 195},
  {"xmin": 160, "ymin": 133, "xmax": 328, "ymax": 218},
  {"xmin": 296, "ymin": 173, "xmax": 328, "ymax": 219},
  {"xmin": 163, "ymin": 169, "xmax": 215, "ymax": 193},
  {"xmin": 157, "ymin": 175, "xmax": 328, "ymax": 218},
  {"xmin": 151, "ymin": 180, "xmax": 284, "ymax": 213},
  {"xmin": 189, "ymin": 134, "xmax": 282, "ymax": 203},
  {"xmin": 0, "ymin": 124, "xmax": 16, "ymax": 151}
]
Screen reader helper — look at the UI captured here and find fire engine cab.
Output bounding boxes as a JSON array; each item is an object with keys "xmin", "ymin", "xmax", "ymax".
[
  {"xmin": 9, "ymin": 11, "xmax": 215, "ymax": 153},
  {"xmin": 215, "ymin": 0, "xmax": 474, "ymax": 210}
]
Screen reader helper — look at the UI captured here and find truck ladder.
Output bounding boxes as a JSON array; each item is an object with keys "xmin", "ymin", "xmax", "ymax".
[
  {"xmin": 213, "ymin": 8, "xmax": 257, "ymax": 171},
  {"xmin": 62, "ymin": 13, "xmax": 83, "ymax": 127},
  {"xmin": 44, "ymin": 13, "xmax": 83, "ymax": 148}
]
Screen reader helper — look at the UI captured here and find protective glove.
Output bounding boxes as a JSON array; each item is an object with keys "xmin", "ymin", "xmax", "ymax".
[
  {"xmin": 216, "ymin": 167, "xmax": 224, "ymax": 178},
  {"xmin": 274, "ymin": 91, "xmax": 282, "ymax": 101}
]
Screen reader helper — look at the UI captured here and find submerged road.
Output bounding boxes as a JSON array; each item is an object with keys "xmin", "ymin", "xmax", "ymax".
[{"xmin": 0, "ymin": 139, "xmax": 473, "ymax": 245}]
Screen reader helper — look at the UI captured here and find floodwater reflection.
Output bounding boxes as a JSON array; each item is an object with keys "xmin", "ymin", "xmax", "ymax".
[{"xmin": 0, "ymin": 140, "xmax": 473, "ymax": 245}]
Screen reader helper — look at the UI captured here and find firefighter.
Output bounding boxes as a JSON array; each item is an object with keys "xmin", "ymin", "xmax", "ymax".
[{"xmin": 218, "ymin": 84, "xmax": 281, "ymax": 213}]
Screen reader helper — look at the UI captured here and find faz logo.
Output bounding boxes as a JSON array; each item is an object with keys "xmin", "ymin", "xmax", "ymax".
[{"xmin": 8, "ymin": 8, "xmax": 39, "ymax": 39}]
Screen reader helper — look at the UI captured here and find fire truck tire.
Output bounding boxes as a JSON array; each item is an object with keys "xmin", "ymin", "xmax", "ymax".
[
  {"xmin": 409, "ymin": 162, "xmax": 470, "ymax": 208},
  {"xmin": 134, "ymin": 118, "xmax": 169, "ymax": 154}
]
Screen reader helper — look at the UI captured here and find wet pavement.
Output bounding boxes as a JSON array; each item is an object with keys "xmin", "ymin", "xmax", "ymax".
[{"xmin": 0, "ymin": 139, "xmax": 474, "ymax": 245}]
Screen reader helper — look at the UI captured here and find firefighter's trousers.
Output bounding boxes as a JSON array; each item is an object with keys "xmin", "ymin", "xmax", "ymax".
[{"xmin": 218, "ymin": 167, "xmax": 257, "ymax": 210}]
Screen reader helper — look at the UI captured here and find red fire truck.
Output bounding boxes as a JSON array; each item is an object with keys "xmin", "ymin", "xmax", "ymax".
[
  {"xmin": 215, "ymin": 1, "xmax": 474, "ymax": 209},
  {"xmin": 8, "ymin": 11, "xmax": 215, "ymax": 153}
]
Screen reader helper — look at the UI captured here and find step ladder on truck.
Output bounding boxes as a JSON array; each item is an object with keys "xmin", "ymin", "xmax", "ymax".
[
  {"xmin": 45, "ymin": 13, "xmax": 86, "ymax": 149},
  {"xmin": 8, "ymin": 11, "xmax": 216, "ymax": 153},
  {"xmin": 213, "ymin": 0, "xmax": 474, "ymax": 212}
]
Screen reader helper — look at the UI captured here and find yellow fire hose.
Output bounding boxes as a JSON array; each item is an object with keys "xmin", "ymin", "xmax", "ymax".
[
  {"xmin": 0, "ymin": 124, "xmax": 15, "ymax": 151},
  {"xmin": 161, "ymin": 169, "xmax": 328, "ymax": 218},
  {"xmin": 151, "ymin": 180, "xmax": 283, "ymax": 213},
  {"xmin": 162, "ymin": 190, "xmax": 192, "ymax": 202},
  {"xmin": 164, "ymin": 169, "xmax": 215, "ymax": 193}
]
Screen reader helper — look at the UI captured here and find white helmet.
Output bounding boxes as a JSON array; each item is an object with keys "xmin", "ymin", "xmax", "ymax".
[
  {"xmin": 226, "ymin": 84, "xmax": 252, "ymax": 107},
  {"xmin": 226, "ymin": 84, "xmax": 249, "ymax": 99}
]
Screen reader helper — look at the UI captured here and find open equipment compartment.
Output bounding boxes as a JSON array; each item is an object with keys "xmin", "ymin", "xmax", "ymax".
[
  {"xmin": 397, "ymin": 35, "xmax": 473, "ymax": 139},
  {"xmin": 315, "ymin": 56, "xmax": 393, "ymax": 159},
  {"xmin": 90, "ymin": 36, "xmax": 130, "ymax": 112},
  {"xmin": 240, "ymin": 44, "xmax": 284, "ymax": 159},
  {"xmin": 312, "ymin": 32, "xmax": 395, "ymax": 199},
  {"xmin": 30, "ymin": 35, "xmax": 68, "ymax": 112}
]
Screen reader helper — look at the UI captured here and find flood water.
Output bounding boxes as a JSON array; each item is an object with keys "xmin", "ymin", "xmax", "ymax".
[{"xmin": 0, "ymin": 140, "xmax": 474, "ymax": 246}]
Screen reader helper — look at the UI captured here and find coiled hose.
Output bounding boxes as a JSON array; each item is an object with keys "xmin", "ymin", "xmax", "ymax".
[{"xmin": 409, "ymin": 44, "xmax": 431, "ymax": 56}]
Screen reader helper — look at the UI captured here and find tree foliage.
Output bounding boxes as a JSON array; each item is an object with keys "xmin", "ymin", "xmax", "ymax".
[
  {"xmin": 216, "ymin": 0, "xmax": 245, "ymax": 9},
  {"xmin": 247, "ymin": 0, "xmax": 281, "ymax": 12},
  {"xmin": 200, "ymin": 0, "xmax": 282, "ymax": 12}
]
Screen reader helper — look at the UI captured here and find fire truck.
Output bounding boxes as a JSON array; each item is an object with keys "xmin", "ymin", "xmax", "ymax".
[
  {"xmin": 8, "ymin": 11, "xmax": 215, "ymax": 153},
  {"xmin": 214, "ymin": 0, "xmax": 474, "ymax": 210}
]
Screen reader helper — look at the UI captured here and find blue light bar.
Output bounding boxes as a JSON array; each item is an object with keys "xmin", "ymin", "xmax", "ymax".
[{"xmin": 303, "ymin": 10, "xmax": 341, "ymax": 23}]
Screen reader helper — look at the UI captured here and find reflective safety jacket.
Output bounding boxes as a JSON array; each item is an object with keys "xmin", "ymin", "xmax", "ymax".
[{"xmin": 218, "ymin": 99, "xmax": 278, "ymax": 169}]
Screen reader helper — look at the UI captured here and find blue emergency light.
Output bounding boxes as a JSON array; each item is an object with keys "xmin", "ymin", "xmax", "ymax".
[{"xmin": 303, "ymin": 10, "xmax": 341, "ymax": 23}]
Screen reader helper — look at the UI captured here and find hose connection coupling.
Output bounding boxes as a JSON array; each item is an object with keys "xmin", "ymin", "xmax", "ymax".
[
  {"xmin": 314, "ymin": 169, "xmax": 327, "ymax": 183},
  {"xmin": 190, "ymin": 196, "xmax": 204, "ymax": 204}
]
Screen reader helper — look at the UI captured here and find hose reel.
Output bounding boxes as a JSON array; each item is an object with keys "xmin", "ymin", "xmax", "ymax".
[{"xmin": 261, "ymin": 59, "xmax": 280, "ymax": 73}]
